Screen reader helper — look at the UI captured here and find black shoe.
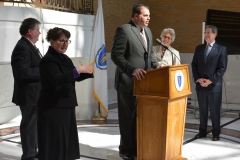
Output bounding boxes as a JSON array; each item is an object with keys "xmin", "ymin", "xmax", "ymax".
[
  {"xmin": 212, "ymin": 137, "xmax": 219, "ymax": 141},
  {"xmin": 119, "ymin": 153, "xmax": 135, "ymax": 160},
  {"xmin": 195, "ymin": 133, "xmax": 206, "ymax": 139},
  {"xmin": 35, "ymin": 153, "xmax": 39, "ymax": 158},
  {"xmin": 21, "ymin": 157, "xmax": 35, "ymax": 160}
]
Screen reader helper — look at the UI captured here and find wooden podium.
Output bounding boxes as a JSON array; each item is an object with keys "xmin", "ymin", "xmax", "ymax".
[{"xmin": 134, "ymin": 64, "xmax": 191, "ymax": 160}]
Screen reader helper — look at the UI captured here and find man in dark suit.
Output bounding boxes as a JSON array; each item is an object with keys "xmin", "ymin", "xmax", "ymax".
[
  {"xmin": 111, "ymin": 4, "xmax": 159, "ymax": 160},
  {"xmin": 191, "ymin": 25, "xmax": 227, "ymax": 141},
  {"xmin": 11, "ymin": 18, "xmax": 41, "ymax": 160}
]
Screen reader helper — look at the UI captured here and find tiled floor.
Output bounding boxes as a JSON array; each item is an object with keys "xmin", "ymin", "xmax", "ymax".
[{"xmin": 0, "ymin": 106, "xmax": 240, "ymax": 160}]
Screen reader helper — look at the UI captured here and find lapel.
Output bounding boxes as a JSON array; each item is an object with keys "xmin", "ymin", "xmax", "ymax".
[
  {"xmin": 48, "ymin": 46, "xmax": 73, "ymax": 69},
  {"xmin": 129, "ymin": 21, "xmax": 148, "ymax": 52},
  {"xmin": 61, "ymin": 54, "xmax": 73, "ymax": 68},
  {"xmin": 21, "ymin": 37, "xmax": 42, "ymax": 59},
  {"xmin": 200, "ymin": 44, "xmax": 206, "ymax": 63},
  {"xmin": 206, "ymin": 42, "xmax": 218, "ymax": 63}
]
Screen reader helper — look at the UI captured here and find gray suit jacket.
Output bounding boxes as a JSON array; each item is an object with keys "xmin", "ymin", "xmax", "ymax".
[{"xmin": 111, "ymin": 20, "xmax": 158, "ymax": 93}]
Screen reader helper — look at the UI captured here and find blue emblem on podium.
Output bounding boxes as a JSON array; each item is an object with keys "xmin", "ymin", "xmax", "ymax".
[
  {"xmin": 175, "ymin": 70, "xmax": 184, "ymax": 91},
  {"xmin": 178, "ymin": 76, "xmax": 182, "ymax": 88}
]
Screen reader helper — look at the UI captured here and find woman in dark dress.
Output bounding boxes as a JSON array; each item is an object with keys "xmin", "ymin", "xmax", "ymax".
[{"xmin": 37, "ymin": 27, "xmax": 93, "ymax": 160}]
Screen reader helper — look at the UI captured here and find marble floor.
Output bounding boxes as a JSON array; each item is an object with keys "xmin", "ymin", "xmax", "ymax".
[{"xmin": 0, "ymin": 105, "xmax": 240, "ymax": 160}]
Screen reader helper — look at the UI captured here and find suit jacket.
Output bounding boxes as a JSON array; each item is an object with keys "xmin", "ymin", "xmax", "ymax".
[
  {"xmin": 37, "ymin": 46, "xmax": 93, "ymax": 109},
  {"xmin": 191, "ymin": 42, "xmax": 228, "ymax": 92},
  {"xmin": 111, "ymin": 20, "xmax": 158, "ymax": 93},
  {"xmin": 11, "ymin": 37, "xmax": 41, "ymax": 106}
]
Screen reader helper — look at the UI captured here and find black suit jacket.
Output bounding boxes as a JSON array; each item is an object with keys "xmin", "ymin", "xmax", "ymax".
[
  {"xmin": 111, "ymin": 20, "xmax": 158, "ymax": 93},
  {"xmin": 191, "ymin": 42, "xmax": 228, "ymax": 92},
  {"xmin": 11, "ymin": 37, "xmax": 41, "ymax": 106},
  {"xmin": 37, "ymin": 46, "xmax": 93, "ymax": 109}
]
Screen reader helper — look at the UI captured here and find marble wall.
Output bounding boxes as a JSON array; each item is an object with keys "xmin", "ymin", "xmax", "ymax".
[
  {"xmin": 0, "ymin": 62, "xmax": 20, "ymax": 124},
  {"xmin": 0, "ymin": 6, "xmax": 94, "ymax": 62}
]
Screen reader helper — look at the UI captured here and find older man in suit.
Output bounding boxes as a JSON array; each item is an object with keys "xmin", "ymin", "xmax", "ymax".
[
  {"xmin": 11, "ymin": 18, "xmax": 41, "ymax": 160},
  {"xmin": 191, "ymin": 25, "xmax": 228, "ymax": 141},
  {"xmin": 111, "ymin": 4, "xmax": 159, "ymax": 160}
]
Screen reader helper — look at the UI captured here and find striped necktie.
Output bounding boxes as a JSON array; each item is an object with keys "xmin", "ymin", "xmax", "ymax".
[
  {"xmin": 34, "ymin": 45, "xmax": 43, "ymax": 58},
  {"xmin": 140, "ymin": 29, "xmax": 147, "ymax": 50}
]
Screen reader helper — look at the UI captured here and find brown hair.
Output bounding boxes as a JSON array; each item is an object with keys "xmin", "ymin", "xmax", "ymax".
[{"xmin": 46, "ymin": 27, "xmax": 71, "ymax": 42}]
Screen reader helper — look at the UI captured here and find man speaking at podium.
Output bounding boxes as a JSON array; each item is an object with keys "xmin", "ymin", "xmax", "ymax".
[
  {"xmin": 191, "ymin": 25, "xmax": 228, "ymax": 141},
  {"xmin": 111, "ymin": 4, "xmax": 159, "ymax": 160}
]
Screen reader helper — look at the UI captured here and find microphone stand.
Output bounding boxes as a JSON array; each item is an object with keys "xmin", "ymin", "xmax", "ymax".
[
  {"xmin": 155, "ymin": 38, "xmax": 181, "ymax": 65},
  {"xmin": 161, "ymin": 45, "xmax": 181, "ymax": 65}
]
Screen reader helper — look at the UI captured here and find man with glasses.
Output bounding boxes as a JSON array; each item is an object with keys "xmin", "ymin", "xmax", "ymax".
[
  {"xmin": 11, "ymin": 17, "xmax": 41, "ymax": 160},
  {"xmin": 191, "ymin": 25, "xmax": 228, "ymax": 141}
]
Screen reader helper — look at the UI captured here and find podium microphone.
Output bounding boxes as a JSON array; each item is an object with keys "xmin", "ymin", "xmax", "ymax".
[
  {"xmin": 156, "ymin": 38, "xmax": 168, "ymax": 49},
  {"xmin": 155, "ymin": 38, "xmax": 181, "ymax": 65}
]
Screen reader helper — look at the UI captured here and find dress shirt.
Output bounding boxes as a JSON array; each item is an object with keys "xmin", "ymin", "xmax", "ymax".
[{"xmin": 134, "ymin": 23, "xmax": 148, "ymax": 48}]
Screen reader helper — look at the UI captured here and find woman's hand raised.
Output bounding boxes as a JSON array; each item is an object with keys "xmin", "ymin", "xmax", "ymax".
[{"xmin": 76, "ymin": 64, "xmax": 93, "ymax": 74}]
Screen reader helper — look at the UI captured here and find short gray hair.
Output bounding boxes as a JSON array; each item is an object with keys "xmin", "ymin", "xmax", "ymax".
[
  {"xmin": 160, "ymin": 28, "xmax": 176, "ymax": 43},
  {"xmin": 205, "ymin": 25, "xmax": 218, "ymax": 34}
]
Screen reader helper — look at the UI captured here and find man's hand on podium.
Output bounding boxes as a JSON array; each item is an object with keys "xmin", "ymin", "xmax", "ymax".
[{"xmin": 132, "ymin": 68, "xmax": 146, "ymax": 80}]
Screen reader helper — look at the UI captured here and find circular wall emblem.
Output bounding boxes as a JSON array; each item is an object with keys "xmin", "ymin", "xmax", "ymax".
[{"xmin": 175, "ymin": 70, "xmax": 184, "ymax": 91}]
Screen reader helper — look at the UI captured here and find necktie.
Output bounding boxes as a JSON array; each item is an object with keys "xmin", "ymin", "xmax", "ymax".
[
  {"xmin": 140, "ymin": 29, "xmax": 148, "ymax": 69},
  {"xmin": 204, "ymin": 44, "xmax": 211, "ymax": 63},
  {"xmin": 34, "ymin": 45, "xmax": 43, "ymax": 58},
  {"xmin": 140, "ymin": 29, "xmax": 147, "ymax": 50}
]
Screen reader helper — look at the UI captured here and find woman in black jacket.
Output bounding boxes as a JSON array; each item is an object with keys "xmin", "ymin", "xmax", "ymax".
[{"xmin": 37, "ymin": 27, "xmax": 93, "ymax": 160}]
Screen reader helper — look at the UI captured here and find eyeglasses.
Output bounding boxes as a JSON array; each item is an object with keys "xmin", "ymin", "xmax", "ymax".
[
  {"xmin": 163, "ymin": 35, "xmax": 171, "ymax": 40},
  {"xmin": 58, "ymin": 39, "xmax": 71, "ymax": 44},
  {"xmin": 204, "ymin": 32, "xmax": 213, "ymax": 35}
]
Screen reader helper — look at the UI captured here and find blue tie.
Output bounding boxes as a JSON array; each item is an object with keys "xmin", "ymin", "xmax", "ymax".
[{"xmin": 204, "ymin": 44, "xmax": 211, "ymax": 63}]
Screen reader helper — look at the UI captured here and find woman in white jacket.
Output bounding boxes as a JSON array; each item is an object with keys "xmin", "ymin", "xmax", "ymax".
[{"xmin": 153, "ymin": 28, "xmax": 181, "ymax": 66}]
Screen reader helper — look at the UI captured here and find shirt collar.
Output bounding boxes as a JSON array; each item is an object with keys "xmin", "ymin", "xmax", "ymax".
[
  {"xmin": 132, "ymin": 22, "xmax": 144, "ymax": 32},
  {"xmin": 23, "ymin": 36, "xmax": 35, "ymax": 46},
  {"xmin": 208, "ymin": 41, "xmax": 215, "ymax": 47}
]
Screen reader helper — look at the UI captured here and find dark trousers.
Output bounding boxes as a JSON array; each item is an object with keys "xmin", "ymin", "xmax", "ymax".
[
  {"xmin": 196, "ymin": 90, "xmax": 222, "ymax": 137},
  {"xmin": 19, "ymin": 105, "xmax": 38, "ymax": 160},
  {"xmin": 117, "ymin": 91, "xmax": 137, "ymax": 156}
]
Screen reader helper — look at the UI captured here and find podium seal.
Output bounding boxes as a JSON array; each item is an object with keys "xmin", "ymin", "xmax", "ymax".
[{"xmin": 175, "ymin": 70, "xmax": 184, "ymax": 91}]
